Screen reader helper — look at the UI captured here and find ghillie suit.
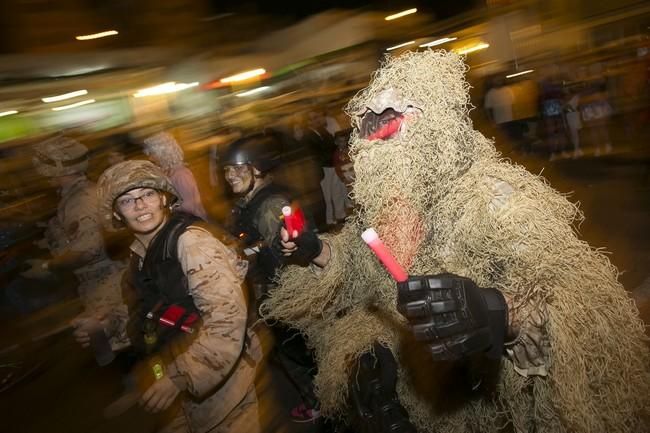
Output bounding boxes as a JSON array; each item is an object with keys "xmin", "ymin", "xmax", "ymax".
[{"xmin": 261, "ymin": 50, "xmax": 650, "ymax": 433}]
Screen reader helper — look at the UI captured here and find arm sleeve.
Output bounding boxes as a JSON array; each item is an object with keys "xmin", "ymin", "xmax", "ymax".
[
  {"xmin": 49, "ymin": 189, "xmax": 104, "ymax": 270},
  {"xmin": 172, "ymin": 227, "xmax": 249, "ymax": 398},
  {"xmin": 170, "ymin": 167, "xmax": 208, "ymax": 220},
  {"xmin": 255, "ymin": 194, "xmax": 290, "ymax": 244}
]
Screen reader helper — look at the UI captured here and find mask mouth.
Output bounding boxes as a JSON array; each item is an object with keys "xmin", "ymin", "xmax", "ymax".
[{"xmin": 359, "ymin": 108, "xmax": 404, "ymax": 141}]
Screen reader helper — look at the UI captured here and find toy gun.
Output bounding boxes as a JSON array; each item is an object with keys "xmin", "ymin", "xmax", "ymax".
[{"xmin": 282, "ymin": 205, "xmax": 306, "ymax": 240}]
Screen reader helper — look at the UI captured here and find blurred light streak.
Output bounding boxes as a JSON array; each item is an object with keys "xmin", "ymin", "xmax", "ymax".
[
  {"xmin": 134, "ymin": 82, "xmax": 199, "ymax": 97},
  {"xmin": 236, "ymin": 86, "xmax": 270, "ymax": 97},
  {"xmin": 506, "ymin": 69, "xmax": 534, "ymax": 78},
  {"xmin": 220, "ymin": 69, "xmax": 266, "ymax": 84},
  {"xmin": 75, "ymin": 30, "xmax": 119, "ymax": 40},
  {"xmin": 385, "ymin": 8, "xmax": 417, "ymax": 21},
  {"xmin": 419, "ymin": 37, "xmax": 457, "ymax": 48},
  {"xmin": 386, "ymin": 41, "xmax": 415, "ymax": 51},
  {"xmin": 42, "ymin": 90, "xmax": 88, "ymax": 103},
  {"xmin": 0, "ymin": 110, "xmax": 18, "ymax": 117},
  {"xmin": 456, "ymin": 42, "xmax": 490, "ymax": 55},
  {"xmin": 51, "ymin": 99, "xmax": 96, "ymax": 111}
]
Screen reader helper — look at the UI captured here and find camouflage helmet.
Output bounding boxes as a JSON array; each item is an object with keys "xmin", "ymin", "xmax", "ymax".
[
  {"xmin": 97, "ymin": 160, "xmax": 180, "ymax": 230},
  {"xmin": 32, "ymin": 136, "xmax": 88, "ymax": 177}
]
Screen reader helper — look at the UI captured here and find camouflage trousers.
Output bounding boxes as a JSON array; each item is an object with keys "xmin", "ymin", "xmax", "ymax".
[{"xmin": 159, "ymin": 384, "xmax": 259, "ymax": 433}]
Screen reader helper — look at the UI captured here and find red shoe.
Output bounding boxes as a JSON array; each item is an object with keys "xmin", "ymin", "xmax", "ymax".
[{"xmin": 290, "ymin": 402, "xmax": 321, "ymax": 422}]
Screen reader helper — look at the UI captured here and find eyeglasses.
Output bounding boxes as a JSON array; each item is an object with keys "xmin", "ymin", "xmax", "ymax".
[{"xmin": 116, "ymin": 189, "xmax": 160, "ymax": 210}]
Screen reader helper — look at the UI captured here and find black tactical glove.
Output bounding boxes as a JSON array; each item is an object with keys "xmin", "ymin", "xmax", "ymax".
[
  {"xmin": 286, "ymin": 229, "xmax": 323, "ymax": 266},
  {"xmin": 349, "ymin": 343, "xmax": 417, "ymax": 433},
  {"xmin": 397, "ymin": 273, "xmax": 508, "ymax": 360}
]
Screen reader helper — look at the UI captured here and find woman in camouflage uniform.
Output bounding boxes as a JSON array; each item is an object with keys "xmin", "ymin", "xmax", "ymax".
[{"xmin": 93, "ymin": 160, "xmax": 261, "ymax": 433}]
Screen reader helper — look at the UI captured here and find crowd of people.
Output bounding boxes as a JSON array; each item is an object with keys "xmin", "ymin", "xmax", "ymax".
[
  {"xmin": 482, "ymin": 55, "xmax": 649, "ymax": 160},
  {"xmin": 1, "ymin": 50, "xmax": 649, "ymax": 433}
]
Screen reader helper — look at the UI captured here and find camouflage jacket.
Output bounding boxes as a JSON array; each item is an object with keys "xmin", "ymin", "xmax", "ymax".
[{"xmin": 128, "ymin": 225, "xmax": 261, "ymax": 433}]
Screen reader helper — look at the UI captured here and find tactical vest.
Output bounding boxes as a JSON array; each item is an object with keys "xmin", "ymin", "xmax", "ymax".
[
  {"xmin": 230, "ymin": 184, "xmax": 290, "ymax": 284},
  {"xmin": 124, "ymin": 212, "xmax": 203, "ymax": 356}
]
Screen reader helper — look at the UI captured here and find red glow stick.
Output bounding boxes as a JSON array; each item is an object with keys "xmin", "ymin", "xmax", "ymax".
[
  {"xmin": 282, "ymin": 205, "xmax": 306, "ymax": 239},
  {"xmin": 361, "ymin": 228, "xmax": 408, "ymax": 282}
]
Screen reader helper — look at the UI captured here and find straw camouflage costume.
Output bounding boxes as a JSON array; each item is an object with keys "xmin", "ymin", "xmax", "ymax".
[
  {"xmin": 30, "ymin": 136, "xmax": 128, "ymax": 349},
  {"xmin": 262, "ymin": 51, "xmax": 650, "ymax": 433}
]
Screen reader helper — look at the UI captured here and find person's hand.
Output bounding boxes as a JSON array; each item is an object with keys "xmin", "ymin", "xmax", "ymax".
[
  {"xmin": 397, "ymin": 273, "xmax": 508, "ymax": 360},
  {"xmin": 278, "ymin": 227, "xmax": 323, "ymax": 265},
  {"xmin": 20, "ymin": 259, "xmax": 52, "ymax": 279},
  {"xmin": 140, "ymin": 375, "xmax": 181, "ymax": 413},
  {"xmin": 71, "ymin": 315, "xmax": 106, "ymax": 348},
  {"xmin": 279, "ymin": 227, "xmax": 298, "ymax": 256}
]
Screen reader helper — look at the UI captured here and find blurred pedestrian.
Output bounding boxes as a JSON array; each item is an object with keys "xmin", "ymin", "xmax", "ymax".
[
  {"xmin": 143, "ymin": 132, "xmax": 208, "ymax": 220},
  {"xmin": 579, "ymin": 80, "xmax": 613, "ymax": 156},
  {"xmin": 303, "ymin": 111, "xmax": 347, "ymax": 228},
  {"xmin": 16, "ymin": 136, "xmax": 128, "ymax": 348}
]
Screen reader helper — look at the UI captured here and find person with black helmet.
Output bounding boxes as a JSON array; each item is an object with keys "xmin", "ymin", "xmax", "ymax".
[
  {"xmin": 221, "ymin": 131, "xmax": 290, "ymax": 287},
  {"xmin": 221, "ymin": 131, "xmax": 321, "ymax": 422},
  {"xmin": 89, "ymin": 160, "xmax": 262, "ymax": 433}
]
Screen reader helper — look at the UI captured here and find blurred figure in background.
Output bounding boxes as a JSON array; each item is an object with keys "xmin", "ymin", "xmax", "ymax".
[
  {"xmin": 304, "ymin": 111, "xmax": 347, "ymax": 228},
  {"xmin": 579, "ymin": 74, "xmax": 613, "ymax": 156},
  {"xmin": 15, "ymin": 136, "xmax": 127, "ymax": 348},
  {"xmin": 332, "ymin": 128, "xmax": 354, "ymax": 212},
  {"xmin": 539, "ymin": 69, "xmax": 570, "ymax": 160},
  {"xmin": 564, "ymin": 83, "xmax": 584, "ymax": 158},
  {"xmin": 484, "ymin": 76, "xmax": 515, "ymax": 140},
  {"xmin": 143, "ymin": 132, "xmax": 208, "ymax": 220}
]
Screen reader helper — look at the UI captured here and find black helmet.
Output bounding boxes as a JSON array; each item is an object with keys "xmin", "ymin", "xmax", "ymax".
[{"xmin": 221, "ymin": 131, "xmax": 284, "ymax": 173}]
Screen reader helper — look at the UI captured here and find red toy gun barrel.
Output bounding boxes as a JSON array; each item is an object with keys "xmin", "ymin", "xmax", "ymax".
[{"xmin": 282, "ymin": 205, "xmax": 306, "ymax": 239}]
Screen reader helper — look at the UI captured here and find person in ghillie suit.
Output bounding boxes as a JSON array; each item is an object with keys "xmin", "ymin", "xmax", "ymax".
[{"xmin": 261, "ymin": 50, "xmax": 650, "ymax": 433}]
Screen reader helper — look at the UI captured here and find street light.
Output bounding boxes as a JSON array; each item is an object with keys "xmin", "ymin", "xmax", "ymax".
[
  {"xmin": 0, "ymin": 110, "xmax": 18, "ymax": 117},
  {"xmin": 456, "ymin": 42, "xmax": 490, "ymax": 55},
  {"xmin": 42, "ymin": 90, "xmax": 88, "ymax": 103},
  {"xmin": 220, "ymin": 69, "xmax": 266, "ymax": 84},
  {"xmin": 133, "ymin": 82, "xmax": 199, "ymax": 98},
  {"xmin": 52, "ymin": 99, "xmax": 96, "ymax": 111},
  {"xmin": 419, "ymin": 37, "xmax": 457, "ymax": 48},
  {"xmin": 506, "ymin": 70, "xmax": 534, "ymax": 79},
  {"xmin": 385, "ymin": 8, "xmax": 417, "ymax": 21},
  {"xmin": 386, "ymin": 41, "xmax": 415, "ymax": 51},
  {"xmin": 75, "ymin": 30, "xmax": 119, "ymax": 41}
]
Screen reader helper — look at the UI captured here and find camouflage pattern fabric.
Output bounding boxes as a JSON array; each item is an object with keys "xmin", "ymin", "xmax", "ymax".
[
  {"xmin": 96, "ymin": 160, "xmax": 180, "ymax": 231},
  {"xmin": 32, "ymin": 136, "xmax": 88, "ymax": 177},
  {"xmin": 48, "ymin": 176, "xmax": 129, "ymax": 349},
  {"xmin": 127, "ymin": 225, "xmax": 261, "ymax": 433}
]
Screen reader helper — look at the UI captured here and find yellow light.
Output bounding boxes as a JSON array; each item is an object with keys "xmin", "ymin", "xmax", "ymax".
[
  {"xmin": 455, "ymin": 42, "xmax": 490, "ymax": 55},
  {"xmin": 51, "ymin": 99, "xmax": 96, "ymax": 111},
  {"xmin": 386, "ymin": 41, "xmax": 415, "ymax": 51},
  {"xmin": 220, "ymin": 68, "xmax": 266, "ymax": 84},
  {"xmin": 42, "ymin": 89, "xmax": 88, "ymax": 103},
  {"xmin": 133, "ymin": 82, "xmax": 199, "ymax": 98},
  {"xmin": 0, "ymin": 110, "xmax": 18, "ymax": 117},
  {"xmin": 506, "ymin": 69, "xmax": 534, "ymax": 78},
  {"xmin": 236, "ymin": 86, "xmax": 270, "ymax": 97},
  {"xmin": 385, "ymin": 8, "xmax": 417, "ymax": 21},
  {"xmin": 419, "ymin": 37, "xmax": 457, "ymax": 48},
  {"xmin": 75, "ymin": 30, "xmax": 119, "ymax": 41}
]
